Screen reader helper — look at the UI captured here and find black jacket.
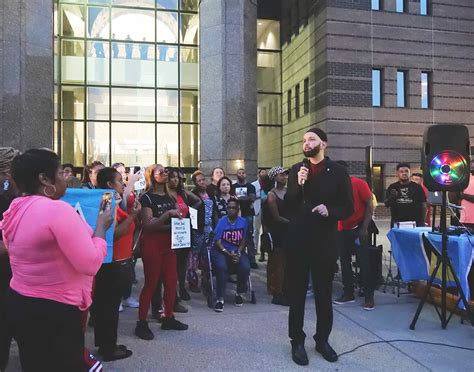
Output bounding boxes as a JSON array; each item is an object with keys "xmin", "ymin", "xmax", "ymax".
[
  {"xmin": 191, "ymin": 189, "xmax": 218, "ymax": 233},
  {"xmin": 285, "ymin": 157, "xmax": 354, "ymax": 261}
]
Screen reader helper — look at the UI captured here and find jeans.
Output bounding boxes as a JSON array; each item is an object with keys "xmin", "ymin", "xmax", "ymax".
[
  {"xmin": 211, "ymin": 250, "xmax": 250, "ymax": 300},
  {"xmin": 337, "ymin": 228, "xmax": 374, "ymax": 298}
]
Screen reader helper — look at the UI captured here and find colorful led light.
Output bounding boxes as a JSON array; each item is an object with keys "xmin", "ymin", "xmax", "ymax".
[{"xmin": 429, "ymin": 151, "xmax": 468, "ymax": 186}]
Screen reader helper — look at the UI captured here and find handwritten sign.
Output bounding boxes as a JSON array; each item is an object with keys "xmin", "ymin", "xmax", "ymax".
[{"xmin": 171, "ymin": 218, "xmax": 191, "ymax": 249}]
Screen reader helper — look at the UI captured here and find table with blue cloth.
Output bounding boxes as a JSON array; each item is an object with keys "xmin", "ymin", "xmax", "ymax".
[{"xmin": 387, "ymin": 227, "xmax": 474, "ymax": 302}]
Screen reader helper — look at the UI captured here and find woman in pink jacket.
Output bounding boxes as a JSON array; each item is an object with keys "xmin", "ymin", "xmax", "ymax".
[{"xmin": 1, "ymin": 149, "xmax": 112, "ymax": 372}]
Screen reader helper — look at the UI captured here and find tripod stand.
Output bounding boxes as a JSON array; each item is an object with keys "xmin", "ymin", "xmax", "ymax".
[{"xmin": 410, "ymin": 191, "xmax": 474, "ymax": 329}]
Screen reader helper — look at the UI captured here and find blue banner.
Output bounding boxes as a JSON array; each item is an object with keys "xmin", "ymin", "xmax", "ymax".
[{"xmin": 61, "ymin": 189, "xmax": 116, "ymax": 264}]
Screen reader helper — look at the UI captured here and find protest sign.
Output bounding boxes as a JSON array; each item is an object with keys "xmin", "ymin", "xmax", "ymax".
[{"xmin": 171, "ymin": 218, "xmax": 191, "ymax": 249}]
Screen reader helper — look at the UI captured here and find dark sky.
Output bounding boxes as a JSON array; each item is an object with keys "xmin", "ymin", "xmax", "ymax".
[{"xmin": 257, "ymin": 0, "xmax": 281, "ymax": 20}]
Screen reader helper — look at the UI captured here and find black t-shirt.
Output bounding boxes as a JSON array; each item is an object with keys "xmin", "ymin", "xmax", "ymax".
[
  {"xmin": 231, "ymin": 182, "xmax": 256, "ymax": 217},
  {"xmin": 139, "ymin": 192, "xmax": 176, "ymax": 218},
  {"xmin": 386, "ymin": 181, "xmax": 426, "ymax": 225}
]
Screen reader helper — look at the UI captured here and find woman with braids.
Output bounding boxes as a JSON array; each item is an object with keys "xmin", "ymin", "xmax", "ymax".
[
  {"xmin": 2, "ymin": 149, "xmax": 112, "ymax": 371},
  {"xmin": 135, "ymin": 164, "xmax": 188, "ymax": 341}
]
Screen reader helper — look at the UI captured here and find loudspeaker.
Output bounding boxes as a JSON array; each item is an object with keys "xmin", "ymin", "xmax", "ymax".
[{"xmin": 422, "ymin": 124, "xmax": 470, "ymax": 191}]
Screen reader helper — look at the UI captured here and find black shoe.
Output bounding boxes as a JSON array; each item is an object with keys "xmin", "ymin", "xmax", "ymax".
[
  {"xmin": 234, "ymin": 294, "xmax": 244, "ymax": 306},
  {"xmin": 174, "ymin": 301, "xmax": 188, "ymax": 313},
  {"xmin": 135, "ymin": 320, "xmax": 154, "ymax": 340},
  {"xmin": 161, "ymin": 316, "xmax": 188, "ymax": 331},
  {"xmin": 315, "ymin": 342, "xmax": 338, "ymax": 362},
  {"xmin": 98, "ymin": 346, "xmax": 133, "ymax": 362},
  {"xmin": 214, "ymin": 301, "xmax": 224, "ymax": 312},
  {"xmin": 250, "ymin": 262, "xmax": 259, "ymax": 269},
  {"xmin": 259, "ymin": 253, "xmax": 266, "ymax": 262},
  {"xmin": 179, "ymin": 286, "xmax": 191, "ymax": 301},
  {"xmin": 291, "ymin": 342, "xmax": 309, "ymax": 366},
  {"xmin": 333, "ymin": 294, "xmax": 355, "ymax": 305},
  {"xmin": 271, "ymin": 295, "xmax": 289, "ymax": 306}
]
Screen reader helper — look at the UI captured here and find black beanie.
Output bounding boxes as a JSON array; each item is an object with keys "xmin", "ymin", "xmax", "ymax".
[{"xmin": 305, "ymin": 127, "xmax": 328, "ymax": 142}]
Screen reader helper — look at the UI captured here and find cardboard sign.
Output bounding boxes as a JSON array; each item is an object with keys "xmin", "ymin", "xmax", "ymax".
[{"xmin": 171, "ymin": 218, "xmax": 191, "ymax": 249}]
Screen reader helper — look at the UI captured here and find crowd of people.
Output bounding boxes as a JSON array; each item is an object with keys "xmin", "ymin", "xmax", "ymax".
[{"xmin": 0, "ymin": 130, "xmax": 445, "ymax": 369}]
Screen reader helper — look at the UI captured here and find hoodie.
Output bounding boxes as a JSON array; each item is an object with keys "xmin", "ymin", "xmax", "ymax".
[{"xmin": 1, "ymin": 195, "xmax": 106, "ymax": 310}]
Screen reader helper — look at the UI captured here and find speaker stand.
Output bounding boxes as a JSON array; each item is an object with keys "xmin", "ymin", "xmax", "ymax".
[{"xmin": 410, "ymin": 191, "xmax": 474, "ymax": 329}]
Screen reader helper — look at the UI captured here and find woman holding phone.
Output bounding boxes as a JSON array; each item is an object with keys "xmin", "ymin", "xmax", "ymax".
[{"xmin": 135, "ymin": 164, "xmax": 188, "ymax": 341}]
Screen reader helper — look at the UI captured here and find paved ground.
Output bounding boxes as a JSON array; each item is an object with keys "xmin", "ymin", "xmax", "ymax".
[{"xmin": 6, "ymin": 221, "xmax": 474, "ymax": 371}]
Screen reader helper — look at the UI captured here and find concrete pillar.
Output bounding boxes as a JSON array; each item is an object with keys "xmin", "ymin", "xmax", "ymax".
[
  {"xmin": 199, "ymin": 0, "xmax": 257, "ymax": 179},
  {"xmin": 0, "ymin": 0, "xmax": 53, "ymax": 151}
]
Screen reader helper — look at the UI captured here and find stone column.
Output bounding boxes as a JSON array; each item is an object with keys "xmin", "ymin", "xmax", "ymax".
[
  {"xmin": 0, "ymin": 0, "xmax": 53, "ymax": 151},
  {"xmin": 199, "ymin": 0, "xmax": 257, "ymax": 179}
]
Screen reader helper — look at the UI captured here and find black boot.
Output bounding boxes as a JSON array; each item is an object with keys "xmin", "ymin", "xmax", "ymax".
[
  {"xmin": 315, "ymin": 342, "xmax": 338, "ymax": 362},
  {"xmin": 161, "ymin": 316, "xmax": 188, "ymax": 331},
  {"xmin": 135, "ymin": 320, "xmax": 154, "ymax": 340},
  {"xmin": 291, "ymin": 342, "xmax": 309, "ymax": 366}
]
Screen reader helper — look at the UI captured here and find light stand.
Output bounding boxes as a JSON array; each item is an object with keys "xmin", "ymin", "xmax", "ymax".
[{"xmin": 410, "ymin": 191, "xmax": 474, "ymax": 329}]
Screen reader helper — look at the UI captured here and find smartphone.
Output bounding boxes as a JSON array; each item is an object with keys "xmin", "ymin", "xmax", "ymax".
[{"xmin": 100, "ymin": 192, "xmax": 113, "ymax": 213}]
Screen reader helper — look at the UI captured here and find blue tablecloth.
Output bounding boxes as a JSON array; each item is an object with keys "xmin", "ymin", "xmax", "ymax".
[{"xmin": 387, "ymin": 227, "xmax": 473, "ymax": 303}]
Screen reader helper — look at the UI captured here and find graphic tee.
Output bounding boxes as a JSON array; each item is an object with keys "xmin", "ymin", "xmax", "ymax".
[
  {"xmin": 231, "ymin": 182, "xmax": 256, "ymax": 217},
  {"xmin": 386, "ymin": 181, "xmax": 426, "ymax": 225},
  {"xmin": 213, "ymin": 216, "xmax": 247, "ymax": 253}
]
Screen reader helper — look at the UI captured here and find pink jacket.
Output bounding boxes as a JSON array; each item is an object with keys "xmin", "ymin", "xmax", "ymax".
[{"xmin": 1, "ymin": 195, "xmax": 106, "ymax": 310}]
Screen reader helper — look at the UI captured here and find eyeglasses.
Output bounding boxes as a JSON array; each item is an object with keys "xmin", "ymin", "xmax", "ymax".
[{"xmin": 156, "ymin": 169, "xmax": 169, "ymax": 176}]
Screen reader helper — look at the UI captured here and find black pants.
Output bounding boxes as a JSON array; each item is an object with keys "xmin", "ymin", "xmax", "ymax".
[
  {"xmin": 121, "ymin": 260, "xmax": 135, "ymax": 300},
  {"xmin": 7, "ymin": 289, "xmax": 85, "ymax": 372},
  {"xmin": 176, "ymin": 248, "xmax": 190, "ymax": 290},
  {"xmin": 338, "ymin": 228, "xmax": 375, "ymax": 298},
  {"xmin": 287, "ymin": 246, "xmax": 336, "ymax": 345},
  {"xmin": 0, "ymin": 280, "xmax": 12, "ymax": 371},
  {"xmin": 93, "ymin": 263, "xmax": 123, "ymax": 351}
]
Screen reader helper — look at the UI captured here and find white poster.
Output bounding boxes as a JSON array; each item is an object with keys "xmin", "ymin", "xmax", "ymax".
[
  {"xmin": 189, "ymin": 207, "xmax": 198, "ymax": 230},
  {"xmin": 134, "ymin": 167, "xmax": 146, "ymax": 191},
  {"xmin": 171, "ymin": 218, "xmax": 191, "ymax": 249}
]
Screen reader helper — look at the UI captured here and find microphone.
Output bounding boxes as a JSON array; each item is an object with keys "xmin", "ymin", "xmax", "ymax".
[{"xmin": 301, "ymin": 158, "xmax": 310, "ymax": 185}]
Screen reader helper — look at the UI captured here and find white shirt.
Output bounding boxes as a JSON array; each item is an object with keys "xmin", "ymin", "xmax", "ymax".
[{"xmin": 252, "ymin": 180, "xmax": 262, "ymax": 216}]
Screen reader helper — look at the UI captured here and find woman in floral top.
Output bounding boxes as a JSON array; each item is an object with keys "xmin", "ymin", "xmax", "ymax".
[{"xmin": 214, "ymin": 176, "xmax": 235, "ymax": 219}]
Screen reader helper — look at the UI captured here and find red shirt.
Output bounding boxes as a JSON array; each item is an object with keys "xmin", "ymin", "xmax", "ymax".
[
  {"xmin": 113, "ymin": 207, "xmax": 135, "ymax": 261},
  {"xmin": 339, "ymin": 177, "xmax": 372, "ymax": 231},
  {"xmin": 309, "ymin": 159, "xmax": 326, "ymax": 180}
]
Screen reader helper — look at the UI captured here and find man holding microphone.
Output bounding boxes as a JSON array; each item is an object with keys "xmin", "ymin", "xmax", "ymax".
[{"xmin": 285, "ymin": 128, "xmax": 353, "ymax": 365}]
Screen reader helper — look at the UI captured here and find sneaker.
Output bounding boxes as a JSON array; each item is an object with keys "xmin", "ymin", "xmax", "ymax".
[
  {"xmin": 363, "ymin": 298, "xmax": 375, "ymax": 311},
  {"xmin": 118, "ymin": 303, "xmax": 124, "ymax": 312},
  {"xmin": 333, "ymin": 294, "xmax": 355, "ymax": 305},
  {"xmin": 135, "ymin": 320, "xmax": 154, "ymax": 340},
  {"xmin": 174, "ymin": 301, "xmax": 188, "ymax": 313},
  {"xmin": 122, "ymin": 297, "xmax": 139, "ymax": 308},
  {"xmin": 235, "ymin": 294, "xmax": 244, "ymax": 306},
  {"xmin": 179, "ymin": 287, "xmax": 191, "ymax": 301},
  {"xmin": 214, "ymin": 301, "xmax": 224, "ymax": 312},
  {"xmin": 161, "ymin": 316, "xmax": 188, "ymax": 331}
]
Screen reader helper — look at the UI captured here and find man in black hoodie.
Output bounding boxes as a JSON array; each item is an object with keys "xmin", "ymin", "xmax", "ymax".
[{"xmin": 285, "ymin": 129, "xmax": 353, "ymax": 366}]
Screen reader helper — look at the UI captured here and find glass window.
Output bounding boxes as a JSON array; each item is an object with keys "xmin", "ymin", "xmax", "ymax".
[
  {"xmin": 372, "ymin": 69, "xmax": 381, "ymax": 107},
  {"xmin": 111, "ymin": 42, "xmax": 155, "ymax": 87},
  {"xmin": 157, "ymin": 89, "xmax": 179, "ymax": 122},
  {"xmin": 61, "ymin": 40, "xmax": 85, "ymax": 83},
  {"xmin": 111, "ymin": 88, "xmax": 155, "ymax": 121},
  {"xmin": 61, "ymin": 121, "xmax": 85, "ymax": 166},
  {"xmin": 258, "ymin": 126, "xmax": 281, "ymax": 168},
  {"xmin": 112, "ymin": 123, "xmax": 155, "ymax": 165},
  {"xmin": 87, "ymin": 7, "xmax": 110, "ymax": 39},
  {"xmin": 61, "ymin": 4, "xmax": 85, "ymax": 38},
  {"xmin": 87, "ymin": 40, "xmax": 109, "ymax": 85},
  {"xmin": 371, "ymin": 0, "xmax": 380, "ymax": 11},
  {"xmin": 112, "ymin": 8, "xmax": 155, "ymax": 43},
  {"xmin": 157, "ymin": 45, "xmax": 179, "ymax": 88},
  {"xmin": 257, "ymin": 20, "xmax": 280, "ymax": 50},
  {"xmin": 257, "ymin": 51, "xmax": 281, "ymax": 93},
  {"xmin": 287, "ymin": 90, "xmax": 292, "ymax": 122},
  {"xmin": 87, "ymin": 122, "xmax": 110, "ymax": 165},
  {"xmin": 396, "ymin": 0, "xmax": 405, "ymax": 13},
  {"xmin": 111, "ymin": 0, "xmax": 154, "ymax": 8},
  {"xmin": 180, "ymin": 91, "xmax": 199, "ymax": 122},
  {"xmin": 54, "ymin": 39, "xmax": 59, "ymax": 84},
  {"xmin": 87, "ymin": 87, "xmax": 109, "ymax": 120},
  {"xmin": 420, "ymin": 0, "xmax": 428, "ymax": 15},
  {"xmin": 61, "ymin": 86, "xmax": 85, "ymax": 120},
  {"xmin": 181, "ymin": 0, "xmax": 199, "ymax": 11},
  {"xmin": 53, "ymin": 120, "xmax": 59, "ymax": 154},
  {"xmin": 258, "ymin": 94, "xmax": 281, "ymax": 125},
  {"xmin": 157, "ymin": 0, "xmax": 178, "ymax": 10},
  {"xmin": 397, "ymin": 70, "xmax": 407, "ymax": 108},
  {"xmin": 88, "ymin": 0, "xmax": 110, "ymax": 5},
  {"xmin": 180, "ymin": 124, "xmax": 199, "ymax": 167},
  {"xmin": 180, "ymin": 13, "xmax": 199, "ymax": 45},
  {"xmin": 157, "ymin": 124, "xmax": 179, "ymax": 166},
  {"xmin": 421, "ymin": 72, "xmax": 430, "ymax": 109},
  {"xmin": 295, "ymin": 84, "xmax": 300, "ymax": 118},
  {"xmin": 156, "ymin": 11, "xmax": 179, "ymax": 44},
  {"xmin": 54, "ymin": 86, "xmax": 58, "ymax": 119},
  {"xmin": 180, "ymin": 47, "xmax": 199, "ymax": 89},
  {"xmin": 304, "ymin": 78, "xmax": 309, "ymax": 114}
]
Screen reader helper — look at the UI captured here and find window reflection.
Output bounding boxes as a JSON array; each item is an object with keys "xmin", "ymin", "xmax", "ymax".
[
  {"xmin": 157, "ymin": 90, "xmax": 179, "ymax": 122},
  {"xmin": 62, "ymin": 86, "xmax": 84, "ymax": 120},
  {"xmin": 157, "ymin": 0, "xmax": 178, "ymax": 10},
  {"xmin": 257, "ymin": 51, "xmax": 281, "ymax": 93},
  {"xmin": 61, "ymin": 40, "xmax": 85, "ymax": 83},
  {"xmin": 180, "ymin": 91, "xmax": 199, "ymax": 123},
  {"xmin": 87, "ymin": 87, "xmax": 109, "ymax": 120},
  {"xmin": 180, "ymin": 47, "xmax": 198, "ymax": 89},
  {"xmin": 62, "ymin": 121, "xmax": 85, "ymax": 166},
  {"xmin": 87, "ymin": 41, "xmax": 109, "ymax": 85},
  {"xmin": 157, "ymin": 124, "xmax": 179, "ymax": 166},
  {"xmin": 112, "ymin": 88, "xmax": 155, "ymax": 121},
  {"xmin": 258, "ymin": 94, "xmax": 281, "ymax": 125},
  {"xmin": 112, "ymin": 8, "xmax": 156, "ymax": 42},
  {"xmin": 156, "ymin": 11, "xmax": 179, "ymax": 43},
  {"xmin": 180, "ymin": 13, "xmax": 199, "ymax": 44},
  {"xmin": 181, "ymin": 0, "xmax": 199, "ymax": 11},
  {"xmin": 112, "ymin": 123, "xmax": 155, "ymax": 165},
  {"xmin": 87, "ymin": 122, "xmax": 110, "ymax": 165},
  {"xmin": 61, "ymin": 4, "xmax": 85, "ymax": 38},
  {"xmin": 87, "ymin": 7, "xmax": 110, "ymax": 39},
  {"xmin": 258, "ymin": 127, "xmax": 281, "ymax": 167},
  {"xmin": 180, "ymin": 124, "xmax": 199, "ymax": 167},
  {"xmin": 157, "ymin": 45, "xmax": 178, "ymax": 88},
  {"xmin": 111, "ymin": 0, "xmax": 154, "ymax": 9},
  {"xmin": 257, "ymin": 20, "xmax": 280, "ymax": 50},
  {"xmin": 111, "ymin": 42, "xmax": 155, "ymax": 86}
]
